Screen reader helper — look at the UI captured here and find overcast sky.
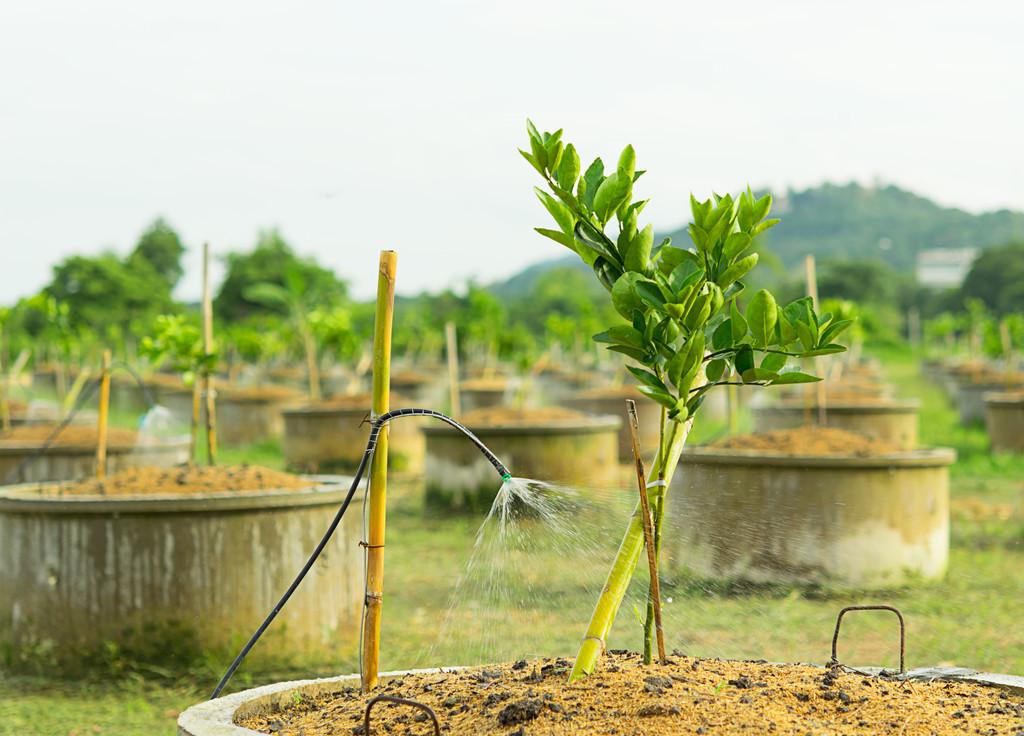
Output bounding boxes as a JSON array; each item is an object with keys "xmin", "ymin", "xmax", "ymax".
[{"xmin": 1, "ymin": 0, "xmax": 1021, "ymax": 302}]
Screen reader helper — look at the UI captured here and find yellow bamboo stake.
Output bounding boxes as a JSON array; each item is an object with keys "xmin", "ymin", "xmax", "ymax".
[
  {"xmin": 626, "ymin": 400, "xmax": 665, "ymax": 664},
  {"xmin": 445, "ymin": 321, "xmax": 461, "ymax": 417},
  {"xmin": 361, "ymin": 250, "xmax": 397, "ymax": 693},
  {"xmin": 202, "ymin": 243, "xmax": 218, "ymax": 466},
  {"xmin": 95, "ymin": 350, "xmax": 112, "ymax": 480}
]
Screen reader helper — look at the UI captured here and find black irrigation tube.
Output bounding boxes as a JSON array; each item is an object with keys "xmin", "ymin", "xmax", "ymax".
[{"xmin": 210, "ymin": 408, "xmax": 510, "ymax": 700}]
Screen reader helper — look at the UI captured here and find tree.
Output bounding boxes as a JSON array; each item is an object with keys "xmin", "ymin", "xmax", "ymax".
[
  {"xmin": 131, "ymin": 218, "xmax": 186, "ymax": 288},
  {"xmin": 960, "ymin": 241, "xmax": 1024, "ymax": 315},
  {"xmin": 215, "ymin": 229, "xmax": 347, "ymax": 322}
]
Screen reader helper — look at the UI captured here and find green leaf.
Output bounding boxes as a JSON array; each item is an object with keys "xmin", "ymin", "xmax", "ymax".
[
  {"xmin": 624, "ymin": 224, "xmax": 654, "ymax": 273},
  {"xmin": 519, "ymin": 148, "xmax": 545, "ymax": 176},
  {"xmin": 723, "ymin": 232, "xmax": 752, "ymax": 261},
  {"xmin": 771, "ymin": 371, "xmax": 822, "ymax": 385},
  {"xmin": 741, "ymin": 367, "xmax": 779, "ymax": 383},
  {"xmin": 746, "ymin": 289, "xmax": 777, "ymax": 348},
  {"xmin": 637, "ymin": 385, "xmax": 677, "ymax": 410},
  {"xmin": 534, "ymin": 188, "xmax": 575, "ymax": 234},
  {"xmin": 730, "ymin": 301, "xmax": 748, "ymax": 341},
  {"xmin": 800, "ymin": 344, "xmax": 847, "ymax": 357},
  {"xmin": 683, "ymin": 292, "xmax": 712, "ymax": 332},
  {"xmin": 706, "ymin": 358, "xmax": 726, "ymax": 383},
  {"xmin": 712, "ymin": 318, "xmax": 732, "ymax": 351},
  {"xmin": 627, "ymin": 366, "xmax": 667, "ymax": 392},
  {"xmin": 795, "ymin": 320, "xmax": 816, "ymax": 352},
  {"xmin": 606, "ymin": 344, "xmax": 647, "ymax": 361},
  {"xmin": 819, "ymin": 318, "xmax": 854, "ymax": 346},
  {"xmin": 734, "ymin": 344, "xmax": 754, "ymax": 375},
  {"xmin": 752, "ymin": 193, "xmax": 772, "ymax": 222},
  {"xmin": 593, "ymin": 171, "xmax": 632, "ymax": 224},
  {"xmin": 526, "ymin": 119, "xmax": 541, "ymax": 143},
  {"xmin": 760, "ymin": 352, "xmax": 787, "ymax": 372},
  {"xmin": 580, "ymin": 158, "xmax": 604, "ymax": 210},
  {"xmin": 555, "ymin": 143, "xmax": 580, "ymax": 190},
  {"xmin": 611, "ymin": 272, "xmax": 646, "ymax": 319},
  {"xmin": 717, "ymin": 254, "xmax": 758, "ymax": 289},
  {"xmin": 752, "ymin": 218, "xmax": 780, "ymax": 236},
  {"xmin": 634, "ymin": 278, "xmax": 666, "ymax": 311},
  {"xmin": 573, "ymin": 220, "xmax": 618, "ymax": 265},
  {"xmin": 534, "ymin": 227, "xmax": 578, "ymax": 254},
  {"xmin": 617, "ymin": 144, "xmax": 636, "ymax": 178}
]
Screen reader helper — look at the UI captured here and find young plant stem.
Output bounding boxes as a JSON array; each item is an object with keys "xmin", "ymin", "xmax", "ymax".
[
  {"xmin": 627, "ymin": 400, "xmax": 665, "ymax": 665},
  {"xmin": 302, "ymin": 322, "xmax": 321, "ymax": 402},
  {"xmin": 361, "ymin": 250, "xmax": 397, "ymax": 693},
  {"xmin": 570, "ymin": 418, "xmax": 690, "ymax": 682},
  {"xmin": 445, "ymin": 321, "xmax": 461, "ymax": 417},
  {"xmin": 95, "ymin": 350, "xmax": 111, "ymax": 480}
]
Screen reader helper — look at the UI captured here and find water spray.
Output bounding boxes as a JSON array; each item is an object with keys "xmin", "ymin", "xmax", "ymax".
[{"xmin": 210, "ymin": 407, "xmax": 511, "ymax": 699}]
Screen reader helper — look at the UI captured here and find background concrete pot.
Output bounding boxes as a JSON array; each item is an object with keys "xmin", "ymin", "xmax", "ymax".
[
  {"xmin": 0, "ymin": 438, "xmax": 189, "ymax": 483},
  {"xmin": 984, "ymin": 392, "xmax": 1024, "ymax": 453},
  {"xmin": 0, "ymin": 476, "xmax": 361, "ymax": 671},
  {"xmin": 669, "ymin": 446, "xmax": 955, "ymax": 586},
  {"xmin": 423, "ymin": 412, "xmax": 621, "ymax": 511},
  {"xmin": 564, "ymin": 385, "xmax": 661, "ymax": 461},
  {"xmin": 458, "ymin": 379, "xmax": 509, "ymax": 412},
  {"xmin": 161, "ymin": 387, "xmax": 301, "ymax": 445},
  {"xmin": 958, "ymin": 378, "xmax": 1024, "ymax": 426},
  {"xmin": 753, "ymin": 399, "xmax": 921, "ymax": 450},
  {"xmin": 282, "ymin": 398, "xmax": 424, "ymax": 473},
  {"xmin": 176, "ymin": 665, "xmax": 1024, "ymax": 736}
]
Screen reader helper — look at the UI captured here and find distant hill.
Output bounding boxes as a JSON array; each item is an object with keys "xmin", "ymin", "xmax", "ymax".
[
  {"xmin": 661, "ymin": 182, "xmax": 1024, "ymax": 272},
  {"xmin": 489, "ymin": 182, "xmax": 1024, "ymax": 297}
]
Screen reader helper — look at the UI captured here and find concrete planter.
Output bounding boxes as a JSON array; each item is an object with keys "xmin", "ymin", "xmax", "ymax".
[
  {"xmin": 984, "ymin": 392, "xmax": 1024, "ymax": 453},
  {"xmin": 423, "ymin": 413, "xmax": 620, "ymax": 511},
  {"xmin": 564, "ymin": 386, "xmax": 661, "ymax": 461},
  {"xmin": 669, "ymin": 446, "xmax": 955, "ymax": 586},
  {"xmin": 282, "ymin": 400, "xmax": 424, "ymax": 473},
  {"xmin": 0, "ymin": 438, "xmax": 190, "ymax": 483},
  {"xmin": 161, "ymin": 388, "xmax": 302, "ymax": 445},
  {"xmin": 0, "ymin": 476, "xmax": 361, "ymax": 672},
  {"xmin": 958, "ymin": 378, "xmax": 1024, "ymax": 426},
  {"xmin": 459, "ymin": 380, "xmax": 509, "ymax": 412},
  {"xmin": 177, "ymin": 665, "xmax": 1024, "ymax": 735},
  {"xmin": 753, "ymin": 400, "xmax": 921, "ymax": 450}
]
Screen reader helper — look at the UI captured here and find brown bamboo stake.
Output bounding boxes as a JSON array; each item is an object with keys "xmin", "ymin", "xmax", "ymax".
[
  {"xmin": 627, "ymin": 399, "xmax": 666, "ymax": 664},
  {"xmin": 303, "ymin": 324, "xmax": 321, "ymax": 401},
  {"xmin": 361, "ymin": 250, "xmax": 397, "ymax": 693},
  {"xmin": 445, "ymin": 321, "xmax": 461, "ymax": 417},
  {"xmin": 190, "ymin": 380, "xmax": 201, "ymax": 465},
  {"xmin": 96, "ymin": 350, "xmax": 112, "ymax": 480},
  {"xmin": 805, "ymin": 255, "xmax": 826, "ymax": 425},
  {"xmin": 202, "ymin": 242, "xmax": 218, "ymax": 465},
  {"xmin": 0, "ymin": 324, "xmax": 9, "ymax": 433}
]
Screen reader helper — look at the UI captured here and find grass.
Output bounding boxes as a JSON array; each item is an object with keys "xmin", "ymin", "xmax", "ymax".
[{"xmin": 3, "ymin": 347, "xmax": 1023, "ymax": 734}]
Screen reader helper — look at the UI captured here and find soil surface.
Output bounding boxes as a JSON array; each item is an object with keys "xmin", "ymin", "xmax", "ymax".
[
  {"xmin": 713, "ymin": 427, "xmax": 900, "ymax": 456},
  {"xmin": 291, "ymin": 393, "xmax": 412, "ymax": 412},
  {"xmin": 222, "ymin": 385, "xmax": 303, "ymax": 401},
  {"xmin": 461, "ymin": 378, "xmax": 510, "ymax": 391},
  {"xmin": 461, "ymin": 407, "xmax": 590, "ymax": 427},
  {"xmin": 0, "ymin": 424, "xmax": 138, "ymax": 447},
  {"xmin": 574, "ymin": 385, "xmax": 645, "ymax": 400},
  {"xmin": 48, "ymin": 464, "xmax": 312, "ymax": 497},
  {"xmin": 391, "ymin": 370, "xmax": 431, "ymax": 385},
  {"xmin": 237, "ymin": 653, "xmax": 1024, "ymax": 735}
]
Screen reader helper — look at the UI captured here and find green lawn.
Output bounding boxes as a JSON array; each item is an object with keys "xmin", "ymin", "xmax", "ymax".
[{"xmin": 3, "ymin": 348, "xmax": 1023, "ymax": 734}]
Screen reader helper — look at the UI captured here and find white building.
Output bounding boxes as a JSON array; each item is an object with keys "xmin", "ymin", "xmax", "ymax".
[{"xmin": 916, "ymin": 248, "xmax": 977, "ymax": 288}]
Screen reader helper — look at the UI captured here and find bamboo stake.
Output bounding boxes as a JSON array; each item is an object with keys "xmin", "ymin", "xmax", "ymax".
[
  {"xmin": 96, "ymin": 350, "xmax": 112, "ymax": 479},
  {"xmin": 303, "ymin": 324, "xmax": 321, "ymax": 401},
  {"xmin": 445, "ymin": 321, "xmax": 460, "ymax": 417},
  {"xmin": 627, "ymin": 400, "xmax": 665, "ymax": 664},
  {"xmin": 202, "ymin": 242, "xmax": 218, "ymax": 466},
  {"xmin": 0, "ymin": 324, "xmax": 9, "ymax": 433},
  {"xmin": 190, "ymin": 380, "xmax": 201, "ymax": 465},
  {"xmin": 805, "ymin": 255, "xmax": 826, "ymax": 425},
  {"xmin": 362, "ymin": 250, "xmax": 397, "ymax": 693}
]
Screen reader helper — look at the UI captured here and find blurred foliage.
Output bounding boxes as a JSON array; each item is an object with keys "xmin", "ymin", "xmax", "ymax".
[
  {"xmin": 130, "ymin": 218, "xmax": 186, "ymax": 288},
  {"xmin": 140, "ymin": 314, "xmax": 215, "ymax": 386},
  {"xmin": 960, "ymin": 241, "xmax": 1024, "ymax": 315},
  {"xmin": 215, "ymin": 229, "xmax": 347, "ymax": 321}
]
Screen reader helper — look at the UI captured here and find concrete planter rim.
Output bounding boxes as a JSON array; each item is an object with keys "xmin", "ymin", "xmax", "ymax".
[
  {"xmin": 0, "ymin": 474, "xmax": 350, "ymax": 514},
  {"xmin": 423, "ymin": 415, "xmax": 621, "ymax": 437},
  {"xmin": 682, "ymin": 446, "xmax": 956, "ymax": 469},
  {"xmin": 177, "ymin": 665, "xmax": 1024, "ymax": 736},
  {"xmin": 0, "ymin": 438, "xmax": 189, "ymax": 458},
  {"xmin": 757, "ymin": 399, "xmax": 921, "ymax": 414},
  {"xmin": 282, "ymin": 405, "xmax": 371, "ymax": 418},
  {"xmin": 983, "ymin": 392, "xmax": 1024, "ymax": 407}
]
